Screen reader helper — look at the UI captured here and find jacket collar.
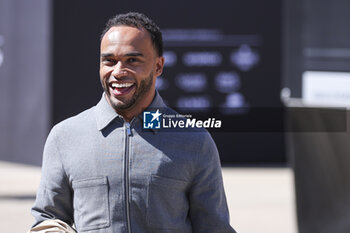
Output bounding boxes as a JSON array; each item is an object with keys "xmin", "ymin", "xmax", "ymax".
[{"xmin": 95, "ymin": 91, "xmax": 167, "ymax": 131}]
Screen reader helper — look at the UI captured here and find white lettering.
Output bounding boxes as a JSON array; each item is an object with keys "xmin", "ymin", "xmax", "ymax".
[
  {"xmin": 162, "ymin": 118, "xmax": 170, "ymax": 128},
  {"xmin": 163, "ymin": 114, "xmax": 175, "ymax": 118},
  {"xmin": 178, "ymin": 121, "xmax": 184, "ymax": 127},
  {"xmin": 215, "ymin": 120, "xmax": 222, "ymax": 128},
  {"xmin": 203, "ymin": 119, "xmax": 211, "ymax": 128},
  {"xmin": 196, "ymin": 120, "xmax": 203, "ymax": 128},
  {"xmin": 145, "ymin": 122, "xmax": 153, "ymax": 128},
  {"xmin": 186, "ymin": 118, "xmax": 196, "ymax": 127},
  {"xmin": 163, "ymin": 117, "xmax": 222, "ymax": 129},
  {"xmin": 171, "ymin": 120, "xmax": 178, "ymax": 127}
]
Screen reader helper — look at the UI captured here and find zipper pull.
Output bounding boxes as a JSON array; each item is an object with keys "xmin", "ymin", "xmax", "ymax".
[{"xmin": 125, "ymin": 122, "xmax": 132, "ymax": 136}]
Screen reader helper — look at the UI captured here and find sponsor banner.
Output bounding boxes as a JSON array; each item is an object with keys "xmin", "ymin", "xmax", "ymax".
[
  {"xmin": 143, "ymin": 109, "xmax": 221, "ymax": 130},
  {"xmin": 142, "ymin": 107, "xmax": 347, "ymax": 132}
]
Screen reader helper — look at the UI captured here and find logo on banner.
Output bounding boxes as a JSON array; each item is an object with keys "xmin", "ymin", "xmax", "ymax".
[
  {"xmin": 143, "ymin": 109, "xmax": 222, "ymax": 130},
  {"xmin": 143, "ymin": 109, "xmax": 162, "ymax": 129}
]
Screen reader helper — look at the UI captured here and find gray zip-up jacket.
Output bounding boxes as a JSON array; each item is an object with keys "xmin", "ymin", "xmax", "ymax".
[{"xmin": 31, "ymin": 92, "xmax": 236, "ymax": 233}]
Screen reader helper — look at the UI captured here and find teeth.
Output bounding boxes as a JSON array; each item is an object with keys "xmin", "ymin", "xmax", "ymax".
[{"xmin": 111, "ymin": 83, "xmax": 134, "ymax": 88}]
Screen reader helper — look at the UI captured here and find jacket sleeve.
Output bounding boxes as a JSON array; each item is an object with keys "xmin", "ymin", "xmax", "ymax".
[
  {"xmin": 30, "ymin": 126, "xmax": 74, "ymax": 228},
  {"xmin": 28, "ymin": 219, "xmax": 76, "ymax": 233},
  {"xmin": 189, "ymin": 132, "xmax": 236, "ymax": 233}
]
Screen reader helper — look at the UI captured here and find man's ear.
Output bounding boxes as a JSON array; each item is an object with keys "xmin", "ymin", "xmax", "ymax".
[{"xmin": 155, "ymin": 56, "xmax": 164, "ymax": 76}]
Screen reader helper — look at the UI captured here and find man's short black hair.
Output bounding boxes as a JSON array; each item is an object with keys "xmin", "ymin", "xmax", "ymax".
[{"xmin": 101, "ymin": 12, "xmax": 163, "ymax": 56}]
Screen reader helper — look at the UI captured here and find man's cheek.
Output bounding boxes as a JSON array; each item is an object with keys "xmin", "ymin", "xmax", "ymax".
[{"xmin": 100, "ymin": 78, "xmax": 109, "ymax": 94}]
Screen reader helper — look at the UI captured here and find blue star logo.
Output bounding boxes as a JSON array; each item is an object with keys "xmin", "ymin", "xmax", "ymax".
[{"xmin": 143, "ymin": 109, "xmax": 162, "ymax": 129}]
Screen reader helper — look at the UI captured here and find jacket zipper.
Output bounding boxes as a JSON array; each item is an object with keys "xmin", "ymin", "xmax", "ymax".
[{"xmin": 125, "ymin": 122, "xmax": 132, "ymax": 233}]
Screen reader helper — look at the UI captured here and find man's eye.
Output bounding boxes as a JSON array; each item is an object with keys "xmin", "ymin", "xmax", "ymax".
[
  {"xmin": 103, "ymin": 59, "xmax": 115, "ymax": 65},
  {"xmin": 127, "ymin": 58, "xmax": 137, "ymax": 63}
]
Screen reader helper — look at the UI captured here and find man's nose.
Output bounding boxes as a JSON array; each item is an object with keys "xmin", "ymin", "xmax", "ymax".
[{"xmin": 111, "ymin": 61, "xmax": 127, "ymax": 78}]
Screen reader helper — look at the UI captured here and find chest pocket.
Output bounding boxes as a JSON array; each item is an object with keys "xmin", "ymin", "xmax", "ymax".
[
  {"xmin": 72, "ymin": 176, "xmax": 110, "ymax": 232},
  {"xmin": 147, "ymin": 175, "xmax": 189, "ymax": 229}
]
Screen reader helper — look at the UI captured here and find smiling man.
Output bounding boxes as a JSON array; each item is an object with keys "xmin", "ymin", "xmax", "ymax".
[
  {"xmin": 30, "ymin": 12, "xmax": 236, "ymax": 233},
  {"xmin": 99, "ymin": 24, "xmax": 164, "ymax": 121}
]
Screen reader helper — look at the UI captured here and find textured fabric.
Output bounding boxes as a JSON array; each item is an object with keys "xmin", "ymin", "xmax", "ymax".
[{"xmin": 31, "ymin": 91, "xmax": 236, "ymax": 233}]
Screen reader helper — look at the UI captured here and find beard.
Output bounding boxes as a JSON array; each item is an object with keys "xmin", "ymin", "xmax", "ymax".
[{"xmin": 103, "ymin": 71, "xmax": 154, "ymax": 111}]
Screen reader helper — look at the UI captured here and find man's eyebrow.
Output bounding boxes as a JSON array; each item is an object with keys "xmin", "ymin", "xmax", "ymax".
[
  {"xmin": 101, "ymin": 53, "xmax": 114, "ymax": 58},
  {"xmin": 100, "ymin": 52, "xmax": 144, "ymax": 58},
  {"xmin": 124, "ymin": 52, "xmax": 144, "ymax": 57}
]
